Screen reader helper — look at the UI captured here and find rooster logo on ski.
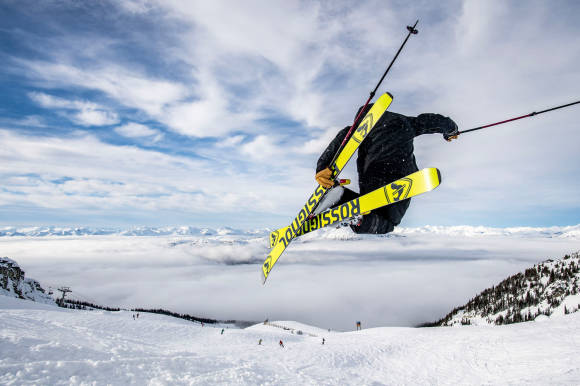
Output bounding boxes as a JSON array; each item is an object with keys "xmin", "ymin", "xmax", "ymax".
[{"xmin": 385, "ymin": 178, "xmax": 412, "ymax": 203}]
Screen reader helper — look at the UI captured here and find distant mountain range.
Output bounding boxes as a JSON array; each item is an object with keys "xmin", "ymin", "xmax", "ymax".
[
  {"xmin": 434, "ymin": 252, "xmax": 580, "ymax": 326},
  {"xmin": 1, "ymin": 224, "xmax": 579, "ymax": 238},
  {"xmin": 0, "ymin": 226, "xmax": 269, "ymax": 237}
]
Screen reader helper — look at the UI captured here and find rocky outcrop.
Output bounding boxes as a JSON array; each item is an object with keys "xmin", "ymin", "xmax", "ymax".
[{"xmin": 0, "ymin": 257, "xmax": 55, "ymax": 305}]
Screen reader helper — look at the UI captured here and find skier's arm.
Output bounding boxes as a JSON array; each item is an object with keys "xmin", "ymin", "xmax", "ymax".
[
  {"xmin": 316, "ymin": 126, "xmax": 351, "ymax": 173},
  {"xmin": 410, "ymin": 113, "xmax": 459, "ymax": 141}
]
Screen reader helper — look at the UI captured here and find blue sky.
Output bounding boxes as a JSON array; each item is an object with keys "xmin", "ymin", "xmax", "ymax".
[{"xmin": 1, "ymin": 0, "xmax": 579, "ymax": 228}]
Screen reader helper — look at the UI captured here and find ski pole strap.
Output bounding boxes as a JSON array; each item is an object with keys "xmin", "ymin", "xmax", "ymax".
[{"xmin": 458, "ymin": 100, "xmax": 580, "ymax": 135}]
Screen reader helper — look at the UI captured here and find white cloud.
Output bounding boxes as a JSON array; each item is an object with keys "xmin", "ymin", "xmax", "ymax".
[
  {"xmin": 240, "ymin": 135, "xmax": 282, "ymax": 160},
  {"xmin": 114, "ymin": 123, "xmax": 163, "ymax": 142},
  {"xmin": 72, "ymin": 109, "xmax": 119, "ymax": 126},
  {"xmin": 0, "ymin": 129, "xmax": 306, "ymax": 220},
  {"xmin": 216, "ymin": 135, "xmax": 245, "ymax": 148},
  {"xmin": 28, "ymin": 92, "xmax": 119, "ymax": 126},
  {"xmin": 23, "ymin": 63, "xmax": 189, "ymax": 117},
  {"xmin": 295, "ymin": 126, "xmax": 342, "ymax": 155}
]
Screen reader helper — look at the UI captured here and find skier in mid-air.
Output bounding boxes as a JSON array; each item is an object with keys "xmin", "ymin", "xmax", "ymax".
[{"xmin": 315, "ymin": 105, "xmax": 458, "ymax": 234}]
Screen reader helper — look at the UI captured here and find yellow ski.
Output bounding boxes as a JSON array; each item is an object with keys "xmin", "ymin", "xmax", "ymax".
[
  {"xmin": 271, "ymin": 168, "xmax": 441, "ymax": 241},
  {"xmin": 262, "ymin": 93, "xmax": 394, "ymax": 284}
]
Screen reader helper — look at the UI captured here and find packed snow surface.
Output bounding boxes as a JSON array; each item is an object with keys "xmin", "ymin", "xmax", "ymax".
[{"xmin": 1, "ymin": 296, "xmax": 579, "ymax": 385}]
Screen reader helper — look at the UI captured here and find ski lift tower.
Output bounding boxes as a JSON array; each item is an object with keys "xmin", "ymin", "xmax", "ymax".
[{"xmin": 57, "ymin": 286, "xmax": 72, "ymax": 306}]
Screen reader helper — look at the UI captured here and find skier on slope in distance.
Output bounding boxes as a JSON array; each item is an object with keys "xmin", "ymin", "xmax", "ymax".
[{"xmin": 315, "ymin": 105, "xmax": 458, "ymax": 234}]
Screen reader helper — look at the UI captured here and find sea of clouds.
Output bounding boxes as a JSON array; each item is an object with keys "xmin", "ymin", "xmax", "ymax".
[{"xmin": 2, "ymin": 225, "xmax": 579, "ymax": 330}]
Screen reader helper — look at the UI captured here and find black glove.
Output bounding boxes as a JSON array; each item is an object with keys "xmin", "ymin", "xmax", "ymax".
[{"xmin": 443, "ymin": 120, "xmax": 459, "ymax": 142}]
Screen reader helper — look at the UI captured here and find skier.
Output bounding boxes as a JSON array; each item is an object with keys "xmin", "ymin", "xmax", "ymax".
[
  {"xmin": 315, "ymin": 105, "xmax": 458, "ymax": 234},
  {"xmin": 279, "ymin": 340, "xmax": 284, "ymax": 348},
  {"xmin": 221, "ymin": 328, "xmax": 224, "ymax": 335},
  {"xmin": 258, "ymin": 339, "xmax": 262, "ymax": 345}
]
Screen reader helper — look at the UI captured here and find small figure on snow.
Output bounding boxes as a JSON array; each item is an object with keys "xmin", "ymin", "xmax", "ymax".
[
  {"xmin": 322, "ymin": 338, "xmax": 325, "ymax": 345},
  {"xmin": 315, "ymin": 106, "xmax": 458, "ymax": 234},
  {"xmin": 356, "ymin": 321, "xmax": 362, "ymax": 331},
  {"xmin": 221, "ymin": 328, "xmax": 224, "ymax": 335},
  {"xmin": 258, "ymin": 339, "xmax": 262, "ymax": 345},
  {"xmin": 279, "ymin": 340, "xmax": 284, "ymax": 348}
]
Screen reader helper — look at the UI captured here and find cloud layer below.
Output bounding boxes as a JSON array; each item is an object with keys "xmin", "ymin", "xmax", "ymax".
[{"xmin": 3, "ymin": 226, "xmax": 579, "ymax": 329}]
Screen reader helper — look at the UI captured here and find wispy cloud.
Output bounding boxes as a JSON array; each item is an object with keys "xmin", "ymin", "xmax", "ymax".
[
  {"xmin": 114, "ymin": 122, "xmax": 163, "ymax": 142},
  {"xmin": 29, "ymin": 92, "xmax": 119, "ymax": 126},
  {"xmin": 0, "ymin": 129, "xmax": 307, "ymax": 225},
  {"xmin": 23, "ymin": 62, "xmax": 189, "ymax": 117}
]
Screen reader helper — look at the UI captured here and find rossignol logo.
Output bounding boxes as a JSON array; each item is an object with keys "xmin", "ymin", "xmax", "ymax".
[
  {"xmin": 352, "ymin": 113, "xmax": 374, "ymax": 143},
  {"xmin": 303, "ymin": 198, "xmax": 361, "ymax": 232},
  {"xmin": 263, "ymin": 256, "xmax": 272, "ymax": 274},
  {"xmin": 269, "ymin": 231, "xmax": 279, "ymax": 248},
  {"xmin": 385, "ymin": 178, "xmax": 412, "ymax": 203},
  {"xmin": 272, "ymin": 185, "xmax": 327, "ymax": 251}
]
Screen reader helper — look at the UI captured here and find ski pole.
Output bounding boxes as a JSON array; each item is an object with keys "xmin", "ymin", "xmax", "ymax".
[
  {"xmin": 328, "ymin": 20, "xmax": 419, "ymax": 168},
  {"xmin": 458, "ymin": 100, "xmax": 580, "ymax": 136}
]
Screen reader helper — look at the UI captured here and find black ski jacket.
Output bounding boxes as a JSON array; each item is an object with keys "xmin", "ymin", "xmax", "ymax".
[
  {"xmin": 316, "ymin": 106, "xmax": 457, "ymax": 234},
  {"xmin": 317, "ymin": 106, "xmax": 457, "ymax": 195}
]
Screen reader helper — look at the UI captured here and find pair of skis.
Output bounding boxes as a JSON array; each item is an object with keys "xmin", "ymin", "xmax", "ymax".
[
  {"xmin": 261, "ymin": 92, "xmax": 442, "ymax": 284},
  {"xmin": 260, "ymin": 93, "xmax": 393, "ymax": 284},
  {"xmin": 261, "ymin": 92, "xmax": 441, "ymax": 283},
  {"xmin": 270, "ymin": 167, "xmax": 441, "ymax": 244}
]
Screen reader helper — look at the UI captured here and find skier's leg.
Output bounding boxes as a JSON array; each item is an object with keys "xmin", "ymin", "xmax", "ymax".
[
  {"xmin": 313, "ymin": 187, "xmax": 359, "ymax": 215},
  {"xmin": 350, "ymin": 199, "xmax": 411, "ymax": 234},
  {"xmin": 336, "ymin": 187, "xmax": 359, "ymax": 206},
  {"xmin": 350, "ymin": 213, "xmax": 394, "ymax": 234}
]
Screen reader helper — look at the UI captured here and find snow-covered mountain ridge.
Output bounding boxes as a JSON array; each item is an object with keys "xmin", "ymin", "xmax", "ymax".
[
  {"xmin": 0, "ymin": 225, "xmax": 268, "ymax": 237},
  {"xmin": 2, "ymin": 224, "xmax": 580, "ymax": 238},
  {"xmin": 437, "ymin": 252, "xmax": 580, "ymax": 326},
  {"xmin": 0, "ymin": 257, "xmax": 55, "ymax": 305}
]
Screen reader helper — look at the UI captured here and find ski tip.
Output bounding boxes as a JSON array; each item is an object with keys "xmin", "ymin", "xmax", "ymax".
[
  {"xmin": 386, "ymin": 91, "xmax": 394, "ymax": 99},
  {"xmin": 436, "ymin": 168, "xmax": 442, "ymax": 184}
]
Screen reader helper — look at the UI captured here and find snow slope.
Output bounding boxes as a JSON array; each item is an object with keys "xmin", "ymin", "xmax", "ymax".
[{"xmin": 1, "ymin": 296, "xmax": 579, "ymax": 385}]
